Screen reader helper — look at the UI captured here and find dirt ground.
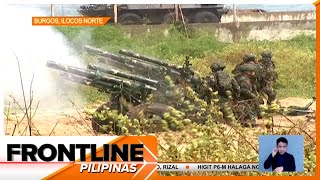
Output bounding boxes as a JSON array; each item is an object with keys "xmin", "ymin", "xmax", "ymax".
[
  {"xmin": 3, "ymin": 97, "xmax": 316, "ymax": 136},
  {"xmin": 258, "ymin": 97, "xmax": 315, "ymax": 130}
]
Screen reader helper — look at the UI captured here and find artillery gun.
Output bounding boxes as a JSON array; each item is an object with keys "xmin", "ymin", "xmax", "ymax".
[
  {"xmin": 47, "ymin": 45, "xmax": 208, "ymax": 134},
  {"xmin": 47, "ymin": 61, "xmax": 163, "ymax": 134}
]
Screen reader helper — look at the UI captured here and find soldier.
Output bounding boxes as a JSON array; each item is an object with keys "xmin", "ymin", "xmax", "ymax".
[
  {"xmin": 232, "ymin": 53, "xmax": 258, "ymax": 74},
  {"xmin": 234, "ymin": 63, "xmax": 263, "ymax": 127},
  {"xmin": 257, "ymin": 50, "xmax": 278, "ymax": 105},
  {"xmin": 207, "ymin": 61, "xmax": 240, "ymax": 121},
  {"xmin": 209, "ymin": 62, "xmax": 240, "ymax": 99}
]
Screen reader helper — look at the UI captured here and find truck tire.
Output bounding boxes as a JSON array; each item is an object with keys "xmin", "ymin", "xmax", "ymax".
[
  {"xmin": 163, "ymin": 13, "xmax": 175, "ymax": 24},
  {"xmin": 118, "ymin": 13, "xmax": 143, "ymax": 25},
  {"xmin": 193, "ymin": 11, "xmax": 219, "ymax": 23}
]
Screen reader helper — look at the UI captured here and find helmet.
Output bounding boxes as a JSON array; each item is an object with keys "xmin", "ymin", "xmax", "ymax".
[
  {"xmin": 210, "ymin": 61, "xmax": 226, "ymax": 71},
  {"xmin": 261, "ymin": 50, "xmax": 272, "ymax": 58},
  {"xmin": 238, "ymin": 63, "xmax": 257, "ymax": 73},
  {"xmin": 243, "ymin": 53, "xmax": 256, "ymax": 62}
]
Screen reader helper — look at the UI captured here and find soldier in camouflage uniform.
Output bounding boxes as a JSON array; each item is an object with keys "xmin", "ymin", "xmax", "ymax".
[
  {"xmin": 206, "ymin": 61, "xmax": 240, "ymax": 121},
  {"xmin": 232, "ymin": 53, "xmax": 258, "ymax": 74},
  {"xmin": 234, "ymin": 63, "xmax": 263, "ymax": 127},
  {"xmin": 257, "ymin": 50, "xmax": 278, "ymax": 105}
]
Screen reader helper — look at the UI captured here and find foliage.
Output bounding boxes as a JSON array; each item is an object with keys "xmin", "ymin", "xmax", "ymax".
[{"xmin": 84, "ymin": 76, "xmax": 315, "ymax": 176}]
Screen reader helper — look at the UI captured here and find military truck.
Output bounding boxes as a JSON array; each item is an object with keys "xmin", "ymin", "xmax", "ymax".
[{"xmin": 78, "ymin": 4, "xmax": 229, "ymax": 24}]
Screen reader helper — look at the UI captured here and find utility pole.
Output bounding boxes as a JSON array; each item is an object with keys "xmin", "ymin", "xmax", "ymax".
[
  {"xmin": 232, "ymin": 4, "xmax": 240, "ymax": 42},
  {"xmin": 175, "ymin": 4, "xmax": 179, "ymax": 21},
  {"xmin": 51, "ymin": 4, "xmax": 55, "ymax": 17},
  {"xmin": 233, "ymin": 4, "xmax": 237, "ymax": 23},
  {"xmin": 114, "ymin": 4, "xmax": 118, "ymax": 23}
]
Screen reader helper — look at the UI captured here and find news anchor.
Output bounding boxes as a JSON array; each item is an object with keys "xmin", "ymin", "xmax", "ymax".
[{"xmin": 263, "ymin": 137, "xmax": 296, "ymax": 172}]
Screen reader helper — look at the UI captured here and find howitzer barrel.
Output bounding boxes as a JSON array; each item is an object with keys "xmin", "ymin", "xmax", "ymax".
[
  {"xmin": 46, "ymin": 61, "xmax": 157, "ymax": 91},
  {"xmin": 96, "ymin": 56, "xmax": 164, "ymax": 81},
  {"xmin": 84, "ymin": 45, "xmax": 181, "ymax": 76},
  {"xmin": 47, "ymin": 60, "xmax": 94, "ymax": 78},
  {"xmin": 84, "ymin": 45, "xmax": 140, "ymax": 66},
  {"xmin": 97, "ymin": 57, "xmax": 136, "ymax": 72},
  {"xmin": 119, "ymin": 49, "xmax": 181, "ymax": 70},
  {"xmin": 87, "ymin": 63, "xmax": 159, "ymax": 86},
  {"xmin": 83, "ymin": 45, "xmax": 103, "ymax": 55},
  {"xmin": 60, "ymin": 73, "xmax": 118, "ymax": 93},
  {"xmin": 305, "ymin": 97, "xmax": 316, "ymax": 109}
]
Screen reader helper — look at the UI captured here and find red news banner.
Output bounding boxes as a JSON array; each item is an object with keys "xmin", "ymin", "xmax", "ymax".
[{"xmin": 32, "ymin": 16, "xmax": 111, "ymax": 26}]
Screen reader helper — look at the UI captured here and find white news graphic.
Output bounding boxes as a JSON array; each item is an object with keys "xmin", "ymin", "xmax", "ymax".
[{"xmin": 157, "ymin": 163, "xmax": 259, "ymax": 172}]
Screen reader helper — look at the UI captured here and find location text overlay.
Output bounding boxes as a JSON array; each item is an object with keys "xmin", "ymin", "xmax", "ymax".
[{"xmin": 32, "ymin": 16, "xmax": 111, "ymax": 26}]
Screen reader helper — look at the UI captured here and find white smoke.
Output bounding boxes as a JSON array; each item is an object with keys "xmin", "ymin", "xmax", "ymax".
[{"xmin": 1, "ymin": 4, "xmax": 85, "ymax": 110}]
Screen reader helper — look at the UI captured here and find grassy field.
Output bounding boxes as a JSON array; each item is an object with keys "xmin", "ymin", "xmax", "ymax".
[{"xmin": 53, "ymin": 24, "xmax": 316, "ymax": 176}]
